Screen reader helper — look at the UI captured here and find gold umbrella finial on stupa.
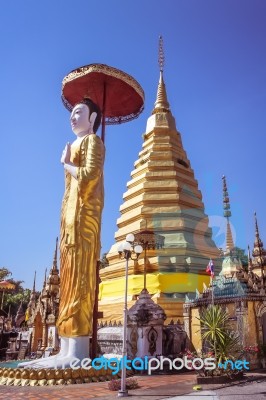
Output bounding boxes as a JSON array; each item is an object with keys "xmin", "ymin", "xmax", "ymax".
[
  {"xmin": 152, "ymin": 35, "xmax": 170, "ymax": 114},
  {"xmin": 158, "ymin": 35, "xmax": 165, "ymax": 73}
]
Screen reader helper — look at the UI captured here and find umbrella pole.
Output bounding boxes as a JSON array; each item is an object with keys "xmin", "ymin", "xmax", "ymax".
[
  {"xmin": 1, "ymin": 290, "xmax": 4, "ymax": 309},
  {"xmin": 91, "ymin": 261, "xmax": 101, "ymax": 360},
  {"xmin": 92, "ymin": 82, "xmax": 106, "ymax": 358},
  {"xmin": 101, "ymin": 82, "xmax": 106, "ymax": 143}
]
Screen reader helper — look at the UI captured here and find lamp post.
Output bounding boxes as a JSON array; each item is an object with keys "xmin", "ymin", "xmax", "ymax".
[
  {"xmin": 117, "ymin": 233, "xmax": 143, "ymax": 398},
  {"xmin": 134, "ymin": 230, "xmax": 164, "ymax": 292}
]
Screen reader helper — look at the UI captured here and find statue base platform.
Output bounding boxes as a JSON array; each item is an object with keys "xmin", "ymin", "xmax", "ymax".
[{"xmin": 0, "ymin": 365, "xmax": 118, "ymax": 386}]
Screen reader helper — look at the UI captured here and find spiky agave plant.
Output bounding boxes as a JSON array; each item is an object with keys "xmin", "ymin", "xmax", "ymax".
[
  {"xmin": 215, "ymin": 331, "xmax": 241, "ymax": 364},
  {"xmin": 197, "ymin": 305, "xmax": 240, "ymax": 364}
]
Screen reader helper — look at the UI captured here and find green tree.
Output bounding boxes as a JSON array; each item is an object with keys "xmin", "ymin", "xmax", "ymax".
[
  {"xmin": 0, "ymin": 267, "xmax": 12, "ymax": 280},
  {"xmin": 5, "ymin": 289, "xmax": 31, "ymax": 316},
  {"xmin": 233, "ymin": 247, "xmax": 248, "ymax": 268}
]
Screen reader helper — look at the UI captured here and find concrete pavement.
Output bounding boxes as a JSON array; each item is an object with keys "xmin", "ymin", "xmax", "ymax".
[
  {"xmin": 0, "ymin": 370, "xmax": 265, "ymax": 399},
  {"xmin": 166, "ymin": 393, "xmax": 218, "ymax": 400}
]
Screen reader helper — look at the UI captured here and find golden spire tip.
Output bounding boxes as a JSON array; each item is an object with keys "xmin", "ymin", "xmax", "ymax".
[
  {"xmin": 158, "ymin": 35, "xmax": 165, "ymax": 73},
  {"xmin": 152, "ymin": 35, "xmax": 170, "ymax": 114}
]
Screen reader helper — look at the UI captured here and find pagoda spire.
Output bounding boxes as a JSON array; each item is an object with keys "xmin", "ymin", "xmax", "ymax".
[
  {"xmin": 46, "ymin": 237, "xmax": 60, "ymax": 296},
  {"xmin": 247, "ymin": 245, "xmax": 253, "ymax": 271},
  {"xmin": 43, "ymin": 268, "xmax": 47, "ymax": 289},
  {"xmin": 252, "ymin": 212, "xmax": 266, "ymax": 282},
  {"xmin": 27, "ymin": 270, "xmax": 37, "ymax": 312},
  {"xmin": 254, "ymin": 212, "xmax": 263, "ymax": 250},
  {"xmin": 222, "ymin": 175, "xmax": 234, "ymax": 251},
  {"xmin": 52, "ymin": 237, "xmax": 59, "ymax": 271},
  {"xmin": 32, "ymin": 270, "xmax": 36, "ymax": 293},
  {"xmin": 152, "ymin": 36, "xmax": 170, "ymax": 114}
]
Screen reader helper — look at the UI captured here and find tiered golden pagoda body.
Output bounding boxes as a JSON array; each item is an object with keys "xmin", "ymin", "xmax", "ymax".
[{"xmin": 99, "ymin": 71, "xmax": 221, "ymax": 323}]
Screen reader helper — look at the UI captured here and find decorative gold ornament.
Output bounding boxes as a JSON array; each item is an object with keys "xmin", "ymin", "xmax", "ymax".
[
  {"xmin": 0, "ymin": 366, "xmax": 112, "ymax": 386},
  {"xmin": 54, "ymin": 369, "xmax": 63, "ymax": 379},
  {"xmin": 62, "ymin": 368, "xmax": 72, "ymax": 380},
  {"xmin": 71, "ymin": 367, "xmax": 81, "ymax": 379},
  {"xmin": 37, "ymin": 369, "xmax": 46, "ymax": 380},
  {"xmin": 54, "ymin": 378, "xmax": 63, "ymax": 385},
  {"xmin": 21, "ymin": 369, "xmax": 29, "ymax": 379}
]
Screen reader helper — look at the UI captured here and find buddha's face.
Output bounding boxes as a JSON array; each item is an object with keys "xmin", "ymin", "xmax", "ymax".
[{"xmin": 70, "ymin": 103, "xmax": 96, "ymax": 137}]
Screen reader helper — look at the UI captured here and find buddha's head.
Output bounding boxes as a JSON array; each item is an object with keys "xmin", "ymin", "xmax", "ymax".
[{"xmin": 70, "ymin": 98, "xmax": 101, "ymax": 137}]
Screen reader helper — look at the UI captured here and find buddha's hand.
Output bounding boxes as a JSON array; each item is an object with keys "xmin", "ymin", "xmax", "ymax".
[{"xmin": 61, "ymin": 143, "xmax": 71, "ymax": 164}]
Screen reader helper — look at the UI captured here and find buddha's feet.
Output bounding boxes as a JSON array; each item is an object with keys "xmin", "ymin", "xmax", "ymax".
[
  {"xmin": 18, "ymin": 354, "xmax": 58, "ymax": 368},
  {"xmin": 18, "ymin": 336, "xmax": 90, "ymax": 370},
  {"xmin": 19, "ymin": 355, "xmax": 80, "ymax": 369}
]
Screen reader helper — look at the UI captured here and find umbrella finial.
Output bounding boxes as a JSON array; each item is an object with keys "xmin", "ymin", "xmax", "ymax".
[
  {"xmin": 153, "ymin": 35, "xmax": 170, "ymax": 114},
  {"xmin": 158, "ymin": 35, "xmax": 165, "ymax": 73}
]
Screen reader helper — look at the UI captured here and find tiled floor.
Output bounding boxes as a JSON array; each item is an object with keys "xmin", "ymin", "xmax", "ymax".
[{"xmin": 0, "ymin": 372, "xmax": 196, "ymax": 400}]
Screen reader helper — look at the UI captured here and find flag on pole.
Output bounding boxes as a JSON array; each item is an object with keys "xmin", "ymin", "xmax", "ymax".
[{"xmin": 206, "ymin": 259, "xmax": 214, "ymax": 277}]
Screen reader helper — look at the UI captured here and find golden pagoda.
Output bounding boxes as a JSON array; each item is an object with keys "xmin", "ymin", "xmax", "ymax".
[
  {"xmin": 252, "ymin": 212, "xmax": 266, "ymax": 278},
  {"xmin": 26, "ymin": 238, "xmax": 60, "ymax": 352},
  {"xmin": 99, "ymin": 38, "xmax": 221, "ymax": 323}
]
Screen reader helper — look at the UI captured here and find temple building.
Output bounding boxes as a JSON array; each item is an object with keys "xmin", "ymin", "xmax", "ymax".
[
  {"xmin": 25, "ymin": 238, "xmax": 60, "ymax": 353},
  {"xmin": 183, "ymin": 176, "xmax": 266, "ymax": 369},
  {"xmin": 99, "ymin": 42, "xmax": 221, "ymax": 324}
]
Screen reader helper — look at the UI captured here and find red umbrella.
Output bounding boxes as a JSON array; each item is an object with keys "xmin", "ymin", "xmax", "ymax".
[
  {"xmin": 0, "ymin": 281, "xmax": 15, "ymax": 309},
  {"xmin": 0, "ymin": 280, "xmax": 15, "ymax": 290},
  {"xmin": 61, "ymin": 63, "xmax": 145, "ymax": 143}
]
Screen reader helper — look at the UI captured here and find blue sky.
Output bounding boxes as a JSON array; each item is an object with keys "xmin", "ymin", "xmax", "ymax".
[{"xmin": 1, "ymin": 0, "xmax": 265, "ymax": 290}]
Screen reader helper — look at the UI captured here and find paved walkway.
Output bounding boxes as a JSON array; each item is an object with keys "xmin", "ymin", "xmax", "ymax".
[
  {"xmin": 0, "ymin": 370, "xmax": 266, "ymax": 400},
  {"xmin": 167, "ymin": 393, "xmax": 218, "ymax": 400},
  {"xmin": 0, "ymin": 372, "xmax": 196, "ymax": 400}
]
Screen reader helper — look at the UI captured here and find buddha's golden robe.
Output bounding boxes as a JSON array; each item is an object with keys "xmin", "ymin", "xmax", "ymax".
[{"xmin": 57, "ymin": 133, "xmax": 105, "ymax": 337}]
